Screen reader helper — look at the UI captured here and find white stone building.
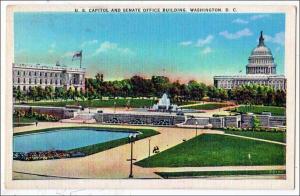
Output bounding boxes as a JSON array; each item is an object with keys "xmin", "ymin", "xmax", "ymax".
[
  {"xmin": 13, "ymin": 63, "xmax": 86, "ymax": 91},
  {"xmin": 214, "ymin": 31, "xmax": 286, "ymax": 90}
]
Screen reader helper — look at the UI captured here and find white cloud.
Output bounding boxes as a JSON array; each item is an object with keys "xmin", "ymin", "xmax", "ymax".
[
  {"xmin": 95, "ymin": 41, "xmax": 118, "ymax": 53},
  {"xmin": 201, "ymin": 47, "xmax": 212, "ymax": 54},
  {"xmin": 179, "ymin": 41, "xmax": 193, "ymax": 46},
  {"xmin": 232, "ymin": 18, "xmax": 249, "ymax": 24},
  {"xmin": 81, "ymin": 39, "xmax": 98, "ymax": 47},
  {"xmin": 196, "ymin": 35, "xmax": 214, "ymax": 47},
  {"xmin": 264, "ymin": 32, "xmax": 285, "ymax": 46},
  {"xmin": 93, "ymin": 41, "xmax": 134, "ymax": 56},
  {"xmin": 50, "ymin": 42, "xmax": 56, "ymax": 48},
  {"xmin": 48, "ymin": 42, "xmax": 56, "ymax": 54},
  {"xmin": 62, "ymin": 51, "xmax": 75, "ymax": 58},
  {"xmin": 250, "ymin": 14, "xmax": 270, "ymax": 21},
  {"xmin": 219, "ymin": 28, "xmax": 253, "ymax": 40}
]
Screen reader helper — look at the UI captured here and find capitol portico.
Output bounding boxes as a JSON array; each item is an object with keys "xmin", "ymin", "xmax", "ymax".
[{"xmin": 214, "ymin": 31, "xmax": 286, "ymax": 90}]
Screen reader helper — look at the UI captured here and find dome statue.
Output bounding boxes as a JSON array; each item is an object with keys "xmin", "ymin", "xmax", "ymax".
[{"xmin": 246, "ymin": 31, "xmax": 276, "ymax": 75}]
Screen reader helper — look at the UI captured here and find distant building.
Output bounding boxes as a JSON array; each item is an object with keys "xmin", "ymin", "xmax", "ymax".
[
  {"xmin": 13, "ymin": 63, "xmax": 86, "ymax": 91},
  {"xmin": 214, "ymin": 31, "xmax": 286, "ymax": 90}
]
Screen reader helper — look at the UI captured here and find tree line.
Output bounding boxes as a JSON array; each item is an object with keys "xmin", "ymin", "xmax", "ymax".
[{"xmin": 13, "ymin": 74, "xmax": 286, "ymax": 107}]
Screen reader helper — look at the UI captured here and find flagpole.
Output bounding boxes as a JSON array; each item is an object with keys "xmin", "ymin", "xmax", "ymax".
[
  {"xmin": 80, "ymin": 56, "xmax": 82, "ymax": 68},
  {"xmin": 80, "ymin": 50, "xmax": 82, "ymax": 68}
]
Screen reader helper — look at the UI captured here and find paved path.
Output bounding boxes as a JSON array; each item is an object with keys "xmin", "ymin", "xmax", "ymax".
[
  {"xmin": 13, "ymin": 123, "xmax": 207, "ymax": 179},
  {"xmin": 13, "ymin": 122, "xmax": 285, "ymax": 180},
  {"xmin": 149, "ymin": 165, "xmax": 286, "ymax": 173},
  {"xmin": 223, "ymin": 133, "xmax": 286, "ymax": 146},
  {"xmin": 178, "ymin": 102, "xmax": 203, "ymax": 108}
]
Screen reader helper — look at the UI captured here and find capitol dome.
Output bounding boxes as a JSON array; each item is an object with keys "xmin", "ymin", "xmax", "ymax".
[
  {"xmin": 251, "ymin": 45, "xmax": 272, "ymax": 56},
  {"xmin": 246, "ymin": 31, "xmax": 276, "ymax": 75}
]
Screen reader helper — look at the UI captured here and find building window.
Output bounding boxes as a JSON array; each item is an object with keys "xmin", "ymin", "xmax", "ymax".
[
  {"xmin": 40, "ymin": 72, "xmax": 42, "ymax": 76},
  {"xmin": 29, "ymin": 78, "xmax": 31, "ymax": 84},
  {"xmin": 17, "ymin": 78, "xmax": 20, "ymax": 83},
  {"xmin": 35, "ymin": 79, "xmax": 37, "ymax": 84},
  {"xmin": 45, "ymin": 73, "xmax": 47, "ymax": 77},
  {"xmin": 23, "ymin": 78, "xmax": 26, "ymax": 83},
  {"xmin": 40, "ymin": 79, "xmax": 42, "ymax": 84},
  {"xmin": 23, "ymin": 86, "xmax": 26, "ymax": 91},
  {"xmin": 55, "ymin": 73, "xmax": 57, "ymax": 77},
  {"xmin": 50, "ymin": 73, "xmax": 53, "ymax": 77},
  {"xmin": 29, "ymin": 72, "xmax": 31, "ymax": 76},
  {"xmin": 17, "ymin": 71, "xmax": 20, "ymax": 75},
  {"xmin": 50, "ymin": 79, "xmax": 53, "ymax": 84},
  {"xmin": 24, "ymin": 71, "xmax": 26, "ymax": 76},
  {"xmin": 55, "ymin": 80, "xmax": 58, "ymax": 85},
  {"xmin": 45, "ymin": 79, "xmax": 48, "ymax": 84},
  {"xmin": 34, "ymin": 72, "xmax": 37, "ymax": 76}
]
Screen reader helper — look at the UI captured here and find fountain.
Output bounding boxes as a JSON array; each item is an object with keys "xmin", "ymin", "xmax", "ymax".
[{"xmin": 151, "ymin": 93, "xmax": 179, "ymax": 112}]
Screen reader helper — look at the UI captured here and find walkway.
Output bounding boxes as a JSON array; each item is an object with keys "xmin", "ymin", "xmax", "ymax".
[
  {"xmin": 223, "ymin": 133, "xmax": 286, "ymax": 146},
  {"xmin": 13, "ymin": 122, "xmax": 285, "ymax": 180},
  {"xmin": 149, "ymin": 165, "xmax": 286, "ymax": 173}
]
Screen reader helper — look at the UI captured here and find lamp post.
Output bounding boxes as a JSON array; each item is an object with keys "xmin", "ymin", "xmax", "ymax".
[
  {"xmin": 195, "ymin": 121, "xmax": 198, "ymax": 137},
  {"xmin": 127, "ymin": 133, "xmax": 137, "ymax": 178}
]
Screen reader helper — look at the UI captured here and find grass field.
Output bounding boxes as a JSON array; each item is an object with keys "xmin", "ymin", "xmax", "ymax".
[
  {"xmin": 135, "ymin": 134, "xmax": 285, "ymax": 167},
  {"xmin": 183, "ymin": 103, "xmax": 229, "ymax": 110},
  {"xmin": 27, "ymin": 99, "xmax": 156, "ymax": 108},
  {"xmin": 174, "ymin": 101, "xmax": 198, "ymax": 106},
  {"xmin": 13, "ymin": 116, "xmax": 37, "ymax": 123},
  {"xmin": 13, "ymin": 123, "xmax": 34, "ymax": 127},
  {"xmin": 14, "ymin": 126, "xmax": 160, "ymax": 156},
  {"xmin": 225, "ymin": 130, "xmax": 286, "ymax": 143},
  {"xmin": 235, "ymin": 105, "xmax": 285, "ymax": 116},
  {"xmin": 155, "ymin": 170, "xmax": 286, "ymax": 179}
]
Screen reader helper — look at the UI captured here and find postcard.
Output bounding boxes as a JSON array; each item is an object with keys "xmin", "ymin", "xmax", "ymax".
[{"xmin": 1, "ymin": 1, "xmax": 298, "ymax": 193}]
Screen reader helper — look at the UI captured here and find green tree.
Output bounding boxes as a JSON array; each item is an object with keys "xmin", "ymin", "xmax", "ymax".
[
  {"xmin": 253, "ymin": 116, "xmax": 261, "ymax": 129},
  {"xmin": 67, "ymin": 86, "xmax": 76, "ymax": 100},
  {"xmin": 55, "ymin": 87, "xmax": 65, "ymax": 100},
  {"xmin": 187, "ymin": 80, "xmax": 206, "ymax": 100}
]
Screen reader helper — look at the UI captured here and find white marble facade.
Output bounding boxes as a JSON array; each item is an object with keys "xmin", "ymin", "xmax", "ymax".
[
  {"xmin": 214, "ymin": 31, "xmax": 286, "ymax": 91},
  {"xmin": 13, "ymin": 63, "xmax": 86, "ymax": 91}
]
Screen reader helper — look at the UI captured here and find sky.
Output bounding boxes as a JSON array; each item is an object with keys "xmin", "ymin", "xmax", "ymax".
[{"xmin": 14, "ymin": 12, "xmax": 285, "ymax": 84}]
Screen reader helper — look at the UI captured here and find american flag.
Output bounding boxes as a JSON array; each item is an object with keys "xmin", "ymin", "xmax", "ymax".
[{"xmin": 72, "ymin": 50, "xmax": 82, "ymax": 61}]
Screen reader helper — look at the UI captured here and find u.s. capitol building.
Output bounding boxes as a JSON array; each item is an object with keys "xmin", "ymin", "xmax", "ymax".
[
  {"xmin": 214, "ymin": 31, "xmax": 286, "ymax": 91},
  {"xmin": 13, "ymin": 63, "xmax": 86, "ymax": 91}
]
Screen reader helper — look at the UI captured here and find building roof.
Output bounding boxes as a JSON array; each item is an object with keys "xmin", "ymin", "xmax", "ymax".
[
  {"xmin": 214, "ymin": 74, "xmax": 285, "ymax": 79},
  {"xmin": 13, "ymin": 63, "xmax": 86, "ymax": 73}
]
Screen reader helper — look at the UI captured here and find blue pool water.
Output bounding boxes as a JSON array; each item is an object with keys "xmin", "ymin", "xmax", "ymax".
[{"xmin": 13, "ymin": 128, "xmax": 133, "ymax": 153}]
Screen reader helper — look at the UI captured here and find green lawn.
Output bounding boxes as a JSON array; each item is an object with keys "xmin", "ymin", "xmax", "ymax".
[
  {"xmin": 13, "ymin": 116, "xmax": 37, "ymax": 127},
  {"xmin": 13, "ymin": 116, "xmax": 37, "ymax": 123},
  {"xmin": 13, "ymin": 123, "xmax": 34, "ymax": 127},
  {"xmin": 14, "ymin": 126, "xmax": 160, "ymax": 156},
  {"xmin": 27, "ymin": 99, "xmax": 156, "ymax": 108},
  {"xmin": 135, "ymin": 134, "xmax": 285, "ymax": 167},
  {"xmin": 175, "ymin": 101, "xmax": 198, "ymax": 106},
  {"xmin": 155, "ymin": 170, "xmax": 286, "ymax": 179},
  {"xmin": 183, "ymin": 103, "xmax": 229, "ymax": 110},
  {"xmin": 225, "ymin": 130, "xmax": 286, "ymax": 143},
  {"xmin": 235, "ymin": 105, "xmax": 285, "ymax": 116}
]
